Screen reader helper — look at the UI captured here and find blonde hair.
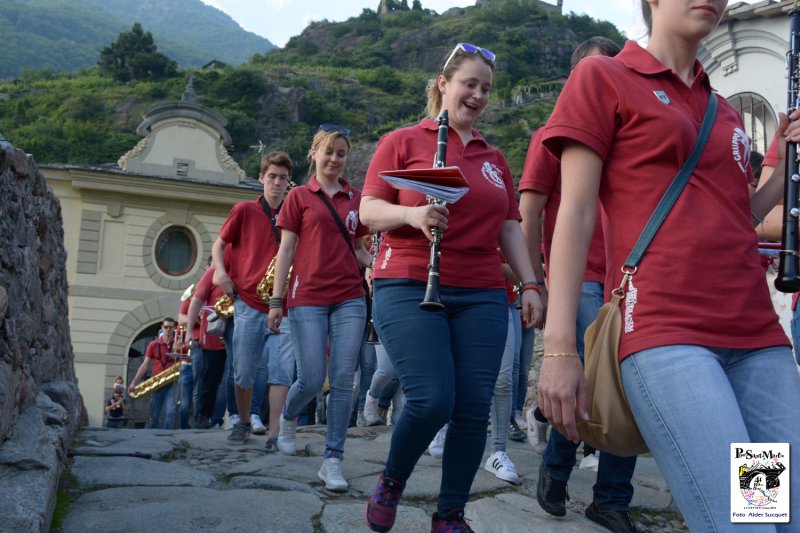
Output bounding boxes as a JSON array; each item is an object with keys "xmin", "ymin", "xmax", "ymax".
[
  {"xmin": 425, "ymin": 48, "xmax": 495, "ymax": 119},
  {"xmin": 306, "ymin": 130, "xmax": 352, "ymax": 177}
]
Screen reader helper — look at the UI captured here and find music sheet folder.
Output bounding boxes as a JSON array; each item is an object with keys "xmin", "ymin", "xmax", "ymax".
[{"xmin": 378, "ymin": 166, "xmax": 469, "ymax": 204}]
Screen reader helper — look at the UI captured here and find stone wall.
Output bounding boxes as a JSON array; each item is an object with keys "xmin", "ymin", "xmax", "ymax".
[{"xmin": 0, "ymin": 133, "xmax": 82, "ymax": 531}]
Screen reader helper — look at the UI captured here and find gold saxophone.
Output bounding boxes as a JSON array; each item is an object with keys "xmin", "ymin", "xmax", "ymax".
[
  {"xmin": 256, "ymin": 256, "xmax": 291, "ymax": 302},
  {"xmin": 129, "ymin": 326, "xmax": 186, "ymax": 399}
]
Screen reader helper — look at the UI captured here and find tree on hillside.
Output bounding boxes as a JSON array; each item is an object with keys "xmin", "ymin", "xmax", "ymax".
[
  {"xmin": 98, "ymin": 23, "xmax": 178, "ymax": 82},
  {"xmin": 412, "ymin": 0, "xmax": 423, "ymax": 10}
]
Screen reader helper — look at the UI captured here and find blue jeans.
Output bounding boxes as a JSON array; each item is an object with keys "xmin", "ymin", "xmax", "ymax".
[
  {"xmin": 514, "ymin": 321, "xmax": 536, "ymax": 413},
  {"xmin": 354, "ymin": 331, "xmax": 377, "ymax": 413},
  {"xmin": 622, "ymin": 344, "xmax": 800, "ymax": 532},
  {"xmin": 490, "ymin": 306, "xmax": 517, "ymax": 451},
  {"xmin": 374, "ymin": 279, "xmax": 507, "ymax": 515},
  {"xmin": 232, "ymin": 297, "xmax": 293, "ymax": 389},
  {"xmin": 284, "ymin": 297, "xmax": 366, "ymax": 456},
  {"xmin": 791, "ymin": 304, "xmax": 800, "ymax": 366},
  {"xmin": 251, "ymin": 317, "xmax": 294, "ymax": 416},
  {"xmin": 543, "ymin": 280, "xmax": 637, "ymax": 510},
  {"xmin": 149, "ymin": 382, "xmax": 176, "ymax": 429},
  {"xmin": 368, "ymin": 342, "xmax": 397, "ymax": 399},
  {"xmin": 179, "ymin": 362, "xmax": 193, "ymax": 429},
  {"xmin": 190, "ymin": 345, "xmax": 204, "ymax": 426},
  {"xmin": 222, "ymin": 316, "xmax": 237, "ymax": 416}
]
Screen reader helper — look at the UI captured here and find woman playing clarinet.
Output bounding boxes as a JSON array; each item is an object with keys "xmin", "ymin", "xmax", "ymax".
[
  {"xmin": 538, "ymin": 1, "xmax": 800, "ymax": 531},
  {"xmin": 360, "ymin": 43, "xmax": 543, "ymax": 533}
]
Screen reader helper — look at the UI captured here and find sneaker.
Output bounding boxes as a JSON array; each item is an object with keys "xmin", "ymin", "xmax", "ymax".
[
  {"xmin": 365, "ymin": 473, "xmax": 406, "ymax": 532},
  {"xmin": 536, "ymin": 462, "xmax": 568, "ymax": 517},
  {"xmin": 526, "ymin": 408, "xmax": 549, "ymax": 454},
  {"xmin": 579, "ymin": 451, "xmax": 600, "ymax": 472},
  {"xmin": 484, "ymin": 451, "xmax": 521, "ymax": 484},
  {"xmin": 226, "ymin": 422, "xmax": 251, "ymax": 445},
  {"xmin": 317, "ymin": 457, "xmax": 348, "ymax": 492},
  {"xmin": 513, "ymin": 410, "xmax": 528, "ymax": 430},
  {"xmin": 227, "ymin": 413, "xmax": 240, "ymax": 429},
  {"xmin": 508, "ymin": 417, "xmax": 526, "ymax": 442},
  {"xmin": 277, "ymin": 416, "xmax": 297, "ymax": 455},
  {"xmin": 428, "ymin": 424, "xmax": 447, "ymax": 459},
  {"xmin": 251, "ymin": 414, "xmax": 267, "ymax": 435},
  {"xmin": 363, "ymin": 392, "xmax": 383, "ymax": 426},
  {"xmin": 264, "ymin": 437, "xmax": 278, "ymax": 454},
  {"xmin": 430, "ymin": 509, "xmax": 474, "ymax": 533},
  {"xmin": 357, "ymin": 411, "xmax": 368, "ymax": 427},
  {"xmin": 584, "ymin": 503, "xmax": 638, "ymax": 533}
]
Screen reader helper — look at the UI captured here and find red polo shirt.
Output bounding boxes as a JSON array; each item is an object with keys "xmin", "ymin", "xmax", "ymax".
[
  {"xmin": 363, "ymin": 118, "xmax": 520, "ymax": 289},
  {"xmin": 193, "ymin": 267, "xmax": 226, "ymax": 351},
  {"xmin": 145, "ymin": 337, "xmax": 176, "ymax": 376},
  {"xmin": 218, "ymin": 196, "xmax": 281, "ymax": 313},
  {"xmin": 519, "ymin": 127, "xmax": 605, "ymax": 284},
  {"xmin": 179, "ymin": 298, "xmax": 201, "ymax": 341},
  {"xmin": 542, "ymin": 41, "xmax": 788, "ymax": 360},
  {"xmin": 277, "ymin": 176, "xmax": 368, "ymax": 307}
]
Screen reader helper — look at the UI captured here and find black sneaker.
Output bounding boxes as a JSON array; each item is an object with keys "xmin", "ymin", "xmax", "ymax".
[
  {"xmin": 584, "ymin": 503, "xmax": 638, "ymax": 533},
  {"xmin": 536, "ymin": 462, "xmax": 568, "ymax": 516},
  {"xmin": 264, "ymin": 437, "xmax": 278, "ymax": 454},
  {"xmin": 509, "ymin": 417, "xmax": 526, "ymax": 442},
  {"xmin": 226, "ymin": 422, "xmax": 251, "ymax": 445}
]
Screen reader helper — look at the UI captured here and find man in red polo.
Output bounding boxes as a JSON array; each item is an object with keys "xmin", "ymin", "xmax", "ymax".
[{"xmin": 212, "ymin": 151, "xmax": 295, "ymax": 446}]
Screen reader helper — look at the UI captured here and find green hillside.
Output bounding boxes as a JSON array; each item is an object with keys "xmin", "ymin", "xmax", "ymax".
[
  {"xmin": 0, "ymin": 0, "xmax": 275, "ymax": 80},
  {"xmin": 0, "ymin": 0, "xmax": 624, "ymax": 182}
]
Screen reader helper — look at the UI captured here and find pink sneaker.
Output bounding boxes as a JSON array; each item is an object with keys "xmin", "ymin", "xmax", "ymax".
[
  {"xmin": 430, "ymin": 509, "xmax": 474, "ymax": 533},
  {"xmin": 365, "ymin": 473, "xmax": 406, "ymax": 532}
]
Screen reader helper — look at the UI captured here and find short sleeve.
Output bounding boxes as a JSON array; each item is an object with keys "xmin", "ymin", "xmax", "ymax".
[
  {"xmin": 362, "ymin": 133, "xmax": 402, "ymax": 202},
  {"xmin": 519, "ymin": 128, "xmax": 558, "ymax": 195},
  {"xmin": 276, "ymin": 187, "xmax": 303, "ymax": 233}
]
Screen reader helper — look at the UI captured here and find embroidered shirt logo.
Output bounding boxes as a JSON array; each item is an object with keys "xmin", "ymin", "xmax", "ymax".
[
  {"xmin": 731, "ymin": 127, "xmax": 751, "ymax": 175},
  {"xmin": 624, "ymin": 275, "xmax": 638, "ymax": 334},
  {"xmin": 653, "ymin": 90, "xmax": 670, "ymax": 105},
  {"xmin": 345, "ymin": 211, "xmax": 358, "ymax": 235},
  {"xmin": 292, "ymin": 276, "xmax": 300, "ymax": 299},
  {"xmin": 481, "ymin": 162, "xmax": 505, "ymax": 189},
  {"xmin": 380, "ymin": 245, "xmax": 392, "ymax": 270}
]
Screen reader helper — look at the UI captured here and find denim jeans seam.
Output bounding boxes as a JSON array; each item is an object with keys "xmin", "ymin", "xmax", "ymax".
[{"xmin": 628, "ymin": 355, "xmax": 718, "ymax": 533}]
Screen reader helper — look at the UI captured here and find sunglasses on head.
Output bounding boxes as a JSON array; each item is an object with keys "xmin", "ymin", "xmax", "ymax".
[
  {"xmin": 318, "ymin": 124, "xmax": 351, "ymax": 137},
  {"xmin": 442, "ymin": 43, "xmax": 496, "ymax": 72}
]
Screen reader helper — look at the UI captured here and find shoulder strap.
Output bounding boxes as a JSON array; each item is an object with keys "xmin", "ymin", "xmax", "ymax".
[
  {"xmin": 315, "ymin": 189, "xmax": 358, "ymax": 261},
  {"xmin": 624, "ymin": 92, "xmax": 718, "ymax": 269},
  {"xmin": 259, "ymin": 197, "xmax": 282, "ymax": 246}
]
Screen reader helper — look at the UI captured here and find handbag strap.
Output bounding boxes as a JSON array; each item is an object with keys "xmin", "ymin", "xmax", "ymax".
[
  {"xmin": 259, "ymin": 197, "xmax": 282, "ymax": 246},
  {"xmin": 315, "ymin": 189, "xmax": 359, "ymax": 263},
  {"xmin": 623, "ymin": 92, "xmax": 718, "ymax": 270}
]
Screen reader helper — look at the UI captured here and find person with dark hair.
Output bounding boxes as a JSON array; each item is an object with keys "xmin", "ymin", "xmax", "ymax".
[
  {"xmin": 519, "ymin": 37, "xmax": 638, "ymax": 532},
  {"xmin": 268, "ymin": 126, "xmax": 370, "ymax": 492},
  {"xmin": 105, "ymin": 389, "xmax": 127, "ymax": 429},
  {"xmin": 359, "ymin": 43, "xmax": 542, "ymax": 532},
  {"xmin": 539, "ymin": 1, "xmax": 800, "ymax": 531},
  {"xmin": 212, "ymin": 151, "xmax": 295, "ymax": 445}
]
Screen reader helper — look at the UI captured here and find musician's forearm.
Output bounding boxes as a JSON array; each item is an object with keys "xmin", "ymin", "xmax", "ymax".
[
  {"xmin": 360, "ymin": 196, "xmax": 413, "ymax": 231},
  {"xmin": 519, "ymin": 191, "xmax": 548, "ymax": 283},
  {"xmin": 499, "ymin": 221, "xmax": 536, "ymax": 283},
  {"xmin": 751, "ymin": 161, "xmax": 784, "ymax": 225}
]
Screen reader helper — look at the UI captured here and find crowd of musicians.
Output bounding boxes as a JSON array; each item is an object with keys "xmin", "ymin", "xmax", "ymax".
[{"xmin": 118, "ymin": 2, "xmax": 800, "ymax": 532}]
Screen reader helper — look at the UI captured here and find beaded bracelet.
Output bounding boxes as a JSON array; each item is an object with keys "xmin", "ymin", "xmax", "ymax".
[
  {"xmin": 268, "ymin": 297, "xmax": 284, "ymax": 309},
  {"xmin": 519, "ymin": 280, "xmax": 543, "ymax": 295},
  {"xmin": 544, "ymin": 352, "xmax": 580, "ymax": 358}
]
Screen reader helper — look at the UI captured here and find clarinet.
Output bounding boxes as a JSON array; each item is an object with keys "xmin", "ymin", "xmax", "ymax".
[
  {"xmin": 776, "ymin": 6, "xmax": 800, "ymax": 293},
  {"xmin": 420, "ymin": 110, "xmax": 449, "ymax": 311},
  {"xmin": 365, "ymin": 230, "xmax": 381, "ymax": 344}
]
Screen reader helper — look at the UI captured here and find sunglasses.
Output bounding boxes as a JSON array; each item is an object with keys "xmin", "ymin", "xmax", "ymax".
[
  {"xmin": 443, "ymin": 43, "xmax": 496, "ymax": 72},
  {"xmin": 318, "ymin": 124, "xmax": 351, "ymax": 137}
]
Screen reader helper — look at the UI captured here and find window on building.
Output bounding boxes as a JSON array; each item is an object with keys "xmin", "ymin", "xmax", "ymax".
[
  {"xmin": 728, "ymin": 92, "xmax": 777, "ymax": 156},
  {"xmin": 155, "ymin": 226, "xmax": 196, "ymax": 276}
]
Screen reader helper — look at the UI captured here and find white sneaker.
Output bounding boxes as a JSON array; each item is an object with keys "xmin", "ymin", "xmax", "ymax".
[
  {"xmin": 484, "ymin": 451, "xmax": 521, "ymax": 484},
  {"xmin": 277, "ymin": 417, "xmax": 297, "ymax": 455},
  {"xmin": 227, "ymin": 414, "xmax": 240, "ymax": 430},
  {"xmin": 363, "ymin": 392, "xmax": 383, "ymax": 426},
  {"xmin": 579, "ymin": 451, "xmax": 600, "ymax": 472},
  {"xmin": 428, "ymin": 424, "xmax": 447, "ymax": 459},
  {"xmin": 250, "ymin": 414, "xmax": 266, "ymax": 435},
  {"xmin": 317, "ymin": 457, "xmax": 348, "ymax": 492},
  {"xmin": 513, "ymin": 410, "xmax": 527, "ymax": 430},
  {"xmin": 526, "ymin": 407, "xmax": 549, "ymax": 455}
]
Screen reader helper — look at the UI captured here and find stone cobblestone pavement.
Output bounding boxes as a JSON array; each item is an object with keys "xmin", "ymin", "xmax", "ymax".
[{"xmin": 53, "ymin": 424, "xmax": 688, "ymax": 533}]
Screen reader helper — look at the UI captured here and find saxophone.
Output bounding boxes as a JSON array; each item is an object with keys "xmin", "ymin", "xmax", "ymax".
[
  {"xmin": 256, "ymin": 256, "xmax": 292, "ymax": 302},
  {"xmin": 129, "ymin": 327, "xmax": 186, "ymax": 399}
]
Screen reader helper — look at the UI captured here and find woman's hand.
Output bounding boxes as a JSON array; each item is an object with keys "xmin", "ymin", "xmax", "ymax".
[
  {"xmin": 520, "ymin": 289, "xmax": 544, "ymax": 329},
  {"xmin": 267, "ymin": 308, "xmax": 282, "ymax": 333},
  {"xmin": 537, "ymin": 354, "xmax": 589, "ymax": 443},
  {"xmin": 405, "ymin": 204, "xmax": 449, "ymax": 241}
]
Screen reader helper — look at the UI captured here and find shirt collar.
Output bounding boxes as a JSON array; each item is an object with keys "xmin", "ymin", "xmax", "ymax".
[
  {"xmin": 420, "ymin": 117, "xmax": 488, "ymax": 147},
  {"xmin": 616, "ymin": 40, "xmax": 712, "ymax": 90},
  {"xmin": 307, "ymin": 175, "xmax": 354, "ymax": 198}
]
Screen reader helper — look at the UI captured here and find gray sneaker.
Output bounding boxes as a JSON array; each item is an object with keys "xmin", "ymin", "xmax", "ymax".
[
  {"xmin": 264, "ymin": 437, "xmax": 278, "ymax": 454},
  {"xmin": 277, "ymin": 417, "xmax": 297, "ymax": 455},
  {"xmin": 226, "ymin": 422, "xmax": 251, "ymax": 445}
]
